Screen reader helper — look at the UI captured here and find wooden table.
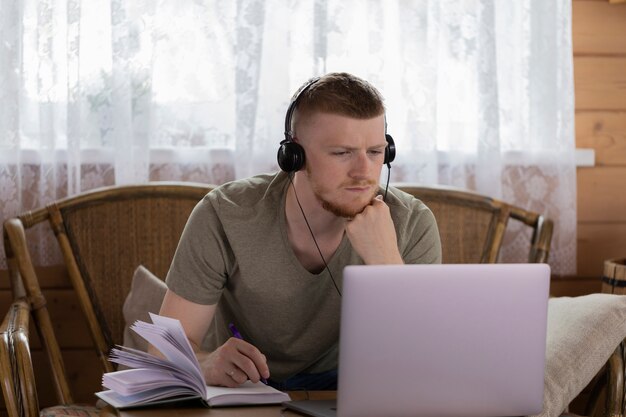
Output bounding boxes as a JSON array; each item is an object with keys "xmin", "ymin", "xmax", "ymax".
[{"xmin": 99, "ymin": 391, "xmax": 337, "ymax": 417}]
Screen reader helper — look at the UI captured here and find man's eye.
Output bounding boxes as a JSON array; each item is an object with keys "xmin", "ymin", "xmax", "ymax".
[
  {"xmin": 332, "ymin": 151, "xmax": 349, "ymax": 156},
  {"xmin": 368, "ymin": 150, "xmax": 384, "ymax": 155}
]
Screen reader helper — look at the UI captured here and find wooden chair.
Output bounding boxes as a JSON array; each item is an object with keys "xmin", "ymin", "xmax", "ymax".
[
  {"xmin": 1, "ymin": 182, "xmax": 213, "ymax": 417},
  {"xmin": 395, "ymin": 184, "xmax": 553, "ymax": 264}
]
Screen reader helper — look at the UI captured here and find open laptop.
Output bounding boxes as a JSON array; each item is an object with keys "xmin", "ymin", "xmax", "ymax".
[{"xmin": 283, "ymin": 263, "xmax": 550, "ymax": 417}]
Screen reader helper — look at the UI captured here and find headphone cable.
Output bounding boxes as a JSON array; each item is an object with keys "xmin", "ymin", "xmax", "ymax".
[
  {"xmin": 384, "ymin": 162, "xmax": 391, "ymax": 201},
  {"xmin": 287, "ymin": 173, "xmax": 342, "ymax": 297}
]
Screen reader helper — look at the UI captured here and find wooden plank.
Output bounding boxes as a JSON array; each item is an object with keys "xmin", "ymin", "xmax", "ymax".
[
  {"xmin": 0, "ymin": 289, "xmax": 96, "ymax": 349},
  {"xmin": 0, "ymin": 265, "xmax": 70, "ymax": 290},
  {"xmin": 577, "ymin": 167, "xmax": 626, "ymax": 222},
  {"xmin": 574, "ymin": 57, "xmax": 626, "ymax": 111},
  {"xmin": 578, "ymin": 223, "xmax": 626, "ymax": 277},
  {"xmin": 0, "ymin": 349, "xmax": 102, "ymax": 411},
  {"xmin": 550, "ymin": 276, "xmax": 601, "ymax": 296},
  {"xmin": 573, "ymin": 1, "xmax": 626, "ymax": 55},
  {"xmin": 42, "ymin": 289, "xmax": 96, "ymax": 349},
  {"xmin": 576, "ymin": 111, "xmax": 626, "ymax": 165}
]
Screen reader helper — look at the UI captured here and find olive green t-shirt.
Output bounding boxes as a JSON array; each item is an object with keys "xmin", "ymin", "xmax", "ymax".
[{"xmin": 165, "ymin": 171, "xmax": 441, "ymax": 381}]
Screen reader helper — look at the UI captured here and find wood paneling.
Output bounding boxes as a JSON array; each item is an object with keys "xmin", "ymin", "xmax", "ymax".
[
  {"xmin": 578, "ymin": 223, "xmax": 626, "ymax": 277},
  {"xmin": 0, "ymin": 349, "xmax": 102, "ymax": 410},
  {"xmin": 0, "ymin": 353, "xmax": 101, "ymax": 412},
  {"xmin": 576, "ymin": 111, "xmax": 626, "ymax": 165},
  {"xmin": 0, "ymin": 265, "xmax": 70, "ymax": 290},
  {"xmin": 550, "ymin": 276, "xmax": 602, "ymax": 296},
  {"xmin": 0, "ymin": 289, "xmax": 94, "ymax": 349},
  {"xmin": 574, "ymin": 0, "xmax": 626, "ymax": 282},
  {"xmin": 574, "ymin": 57, "xmax": 626, "ymax": 110},
  {"xmin": 577, "ymin": 167, "xmax": 626, "ymax": 222},
  {"xmin": 573, "ymin": 1, "xmax": 626, "ymax": 55}
]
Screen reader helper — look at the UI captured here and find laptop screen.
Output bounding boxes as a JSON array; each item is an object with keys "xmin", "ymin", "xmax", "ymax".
[{"xmin": 335, "ymin": 263, "xmax": 550, "ymax": 417}]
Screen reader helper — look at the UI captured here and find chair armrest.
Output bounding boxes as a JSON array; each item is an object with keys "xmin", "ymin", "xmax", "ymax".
[
  {"xmin": 0, "ymin": 298, "xmax": 40, "ymax": 417},
  {"xmin": 4, "ymin": 217, "xmax": 41, "ymax": 300},
  {"xmin": 4, "ymin": 216, "xmax": 74, "ymax": 405}
]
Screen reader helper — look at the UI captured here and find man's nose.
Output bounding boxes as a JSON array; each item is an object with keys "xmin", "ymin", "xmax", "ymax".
[{"xmin": 349, "ymin": 152, "xmax": 370, "ymax": 178}]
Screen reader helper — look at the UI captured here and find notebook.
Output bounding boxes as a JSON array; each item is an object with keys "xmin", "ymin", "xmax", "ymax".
[{"xmin": 283, "ymin": 263, "xmax": 550, "ymax": 417}]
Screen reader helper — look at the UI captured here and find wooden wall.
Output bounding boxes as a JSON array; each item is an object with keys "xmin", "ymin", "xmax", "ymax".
[
  {"xmin": 1, "ymin": 1, "xmax": 625, "ymax": 414},
  {"xmin": 573, "ymin": 0, "xmax": 626, "ymax": 291}
]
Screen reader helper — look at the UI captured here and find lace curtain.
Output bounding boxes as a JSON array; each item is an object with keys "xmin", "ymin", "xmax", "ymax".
[{"xmin": 0, "ymin": 0, "xmax": 576, "ymax": 275}]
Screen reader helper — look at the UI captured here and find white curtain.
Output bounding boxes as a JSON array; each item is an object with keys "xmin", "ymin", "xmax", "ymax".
[{"xmin": 0, "ymin": 0, "xmax": 576, "ymax": 275}]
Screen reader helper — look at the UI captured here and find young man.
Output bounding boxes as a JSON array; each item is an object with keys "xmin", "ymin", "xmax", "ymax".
[{"xmin": 158, "ymin": 72, "xmax": 441, "ymax": 390}]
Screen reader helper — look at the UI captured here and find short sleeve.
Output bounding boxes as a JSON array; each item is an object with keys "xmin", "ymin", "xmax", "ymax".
[
  {"xmin": 165, "ymin": 194, "xmax": 236, "ymax": 305},
  {"xmin": 401, "ymin": 202, "xmax": 442, "ymax": 265}
]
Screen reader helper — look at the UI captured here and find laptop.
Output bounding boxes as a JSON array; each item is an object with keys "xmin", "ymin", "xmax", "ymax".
[{"xmin": 283, "ymin": 263, "xmax": 550, "ymax": 417}]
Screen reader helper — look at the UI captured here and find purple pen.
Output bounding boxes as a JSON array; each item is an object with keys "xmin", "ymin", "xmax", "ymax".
[{"xmin": 228, "ymin": 323, "xmax": 268, "ymax": 384}]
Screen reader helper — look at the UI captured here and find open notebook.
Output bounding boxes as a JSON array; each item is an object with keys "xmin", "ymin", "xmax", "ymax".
[
  {"xmin": 96, "ymin": 313, "xmax": 289, "ymax": 408},
  {"xmin": 283, "ymin": 263, "xmax": 550, "ymax": 417}
]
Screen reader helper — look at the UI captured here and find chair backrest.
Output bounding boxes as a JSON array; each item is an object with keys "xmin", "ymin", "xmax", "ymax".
[
  {"xmin": 3, "ymin": 182, "xmax": 213, "ymax": 407},
  {"xmin": 395, "ymin": 184, "xmax": 553, "ymax": 264}
]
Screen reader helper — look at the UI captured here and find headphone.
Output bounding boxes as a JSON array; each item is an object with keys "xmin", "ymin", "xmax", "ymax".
[{"xmin": 277, "ymin": 77, "xmax": 396, "ymax": 173}]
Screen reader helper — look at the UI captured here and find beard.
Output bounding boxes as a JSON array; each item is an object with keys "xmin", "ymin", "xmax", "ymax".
[
  {"xmin": 319, "ymin": 196, "xmax": 375, "ymax": 219},
  {"xmin": 306, "ymin": 166, "xmax": 378, "ymax": 218}
]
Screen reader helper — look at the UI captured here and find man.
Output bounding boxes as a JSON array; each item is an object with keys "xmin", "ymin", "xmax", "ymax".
[{"xmin": 158, "ymin": 72, "xmax": 441, "ymax": 390}]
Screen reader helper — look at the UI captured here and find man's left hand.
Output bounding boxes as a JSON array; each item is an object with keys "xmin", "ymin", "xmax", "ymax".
[{"xmin": 345, "ymin": 195, "xmax": 403, "ymax": 265}]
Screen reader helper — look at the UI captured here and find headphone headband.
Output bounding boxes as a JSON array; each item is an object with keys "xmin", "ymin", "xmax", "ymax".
[{"xmin": 284, "ymin": 77, "xmax": 321, "ymax": 142}]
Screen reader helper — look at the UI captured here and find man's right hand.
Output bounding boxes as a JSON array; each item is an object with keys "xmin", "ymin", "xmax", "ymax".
[
  {"xmin": 198, "ymin": 338, "xmax": 270, "ymax": 388},
  {"xmin": 158, "ymin": 290, "xmax": 271, "ymax": 388}
]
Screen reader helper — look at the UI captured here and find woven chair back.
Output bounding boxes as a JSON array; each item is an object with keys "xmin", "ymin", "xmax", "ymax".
[
  {"xmin": 396, "ymin": 185, "xmax": 552, "ymax": 264},
  {"xmin": 56, "ymin": 187, "xmax": 210, "ymax": 352},
  {"xmin": 4, "ymin": 183, "xmax": 213, "ymax": 390}
]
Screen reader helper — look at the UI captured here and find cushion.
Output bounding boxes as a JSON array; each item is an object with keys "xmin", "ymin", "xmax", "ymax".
[
  {"xmin": 123, "ymin": 265, "xmax": 212, "ymax": 351},
  {"xmin": 122, "ymin": 265, "xmax": 168, "ymax": 352},
  {"xmin": 533, "ymin": 294, "xmax": 626, "ymax": 417}
]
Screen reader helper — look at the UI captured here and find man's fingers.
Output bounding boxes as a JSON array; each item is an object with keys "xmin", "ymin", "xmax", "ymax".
[
  {"xmin": 220, "ymin": 338, "xmax": 270, "ymax": 383},
  {"xmin": 228, "ymin": 367, "xmax": 249, "ymax": 385},
  {"xmin": 204, "ymin": 338, "xmax": 270, "ymax": 387},
  {"xmin": 233, "ymin": 341, "xmax": 270, "ymax": 381}
]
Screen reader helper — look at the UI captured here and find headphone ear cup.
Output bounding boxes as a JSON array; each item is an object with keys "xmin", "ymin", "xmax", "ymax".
[
  {"xmin": 384, "ymin": 134, "xmax": 396, "ymax": 165},
  {"xmin": 277, "ymin": 140, "xmax": 306, "ymax": 172}
]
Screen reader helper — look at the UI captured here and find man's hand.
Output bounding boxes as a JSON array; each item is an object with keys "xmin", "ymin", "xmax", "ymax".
[
  {"xmin": 158, "ymin": 291, "xmax": 270, "ymax": 388},
  {"xmin": 345, "ymin": 195, "xmax": 403, "ymax": 265},
  {"xmin": 197, "ymin": 338, "xmax": 270, "ymax": 388}
]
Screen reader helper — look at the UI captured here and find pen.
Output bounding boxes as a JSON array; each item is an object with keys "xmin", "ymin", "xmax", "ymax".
[{"xmin": 228, "ymin": 322, "xmax": 268, "ymax": 384}]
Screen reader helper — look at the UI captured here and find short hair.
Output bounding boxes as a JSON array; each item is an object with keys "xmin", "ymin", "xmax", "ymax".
[{"xmin": 292, "ymin": 72, "xmax": 385, "ymax": 135}]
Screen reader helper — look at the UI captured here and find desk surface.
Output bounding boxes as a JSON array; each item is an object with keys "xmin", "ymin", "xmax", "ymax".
[{"xmin": 99, "ymin": 391, "xmax": 337, "ymax": 417}]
